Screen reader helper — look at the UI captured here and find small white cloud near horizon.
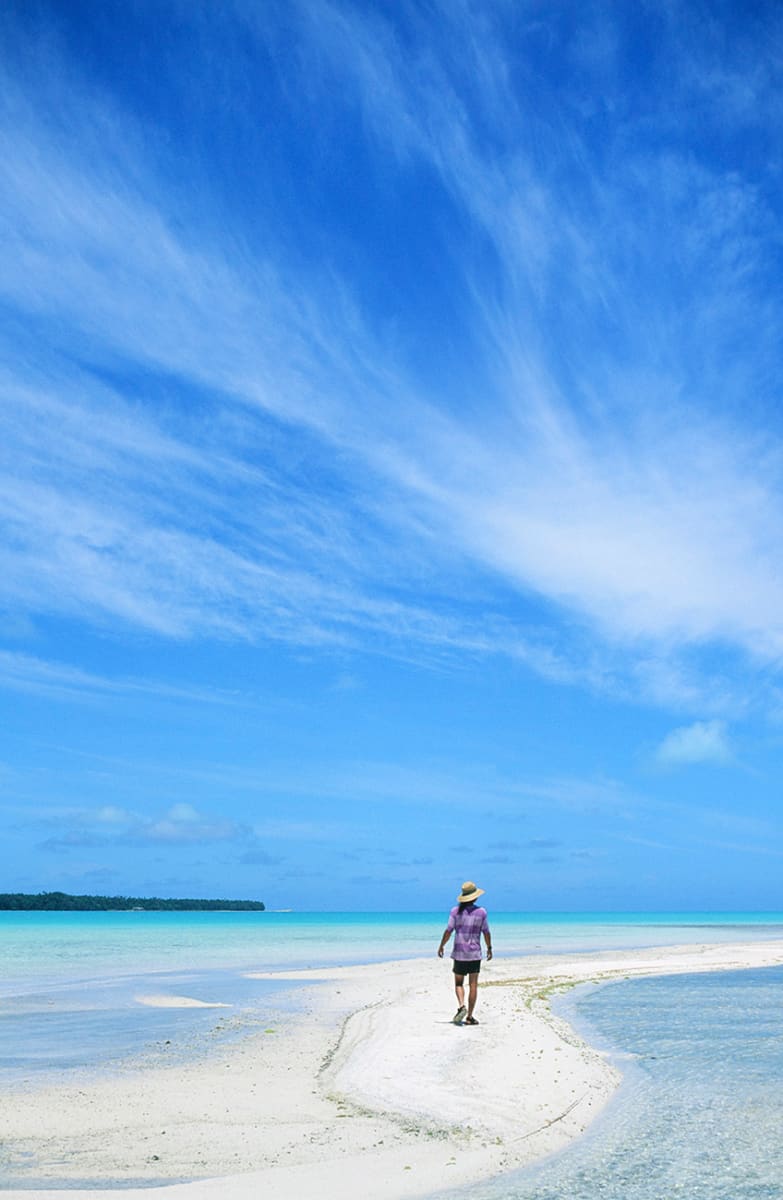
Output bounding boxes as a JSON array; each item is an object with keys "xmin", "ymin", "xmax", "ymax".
[
  {"xmin": 166, "ymin": 803, "xmax": 199, "ymax": 823},
  {"xmin": 655, "ymin": 719, "xmax": 733, "ymax": 767}
]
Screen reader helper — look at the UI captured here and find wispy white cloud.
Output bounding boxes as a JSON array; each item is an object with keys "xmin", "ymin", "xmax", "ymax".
[
  {"xmin": 36, "ymin": 802, "xmax": 251, "ymax": 851},
  {"xmin": 271, "ymin": 2, "xmax": 783, "ymax": 656},
  {"xmin": 9, "ymin": 742, "xmax": 639, "ymax": 831},
  {"xmin": 0, "ymin": 651, "xmax": 242, "ymax": 705},
  {"xmin": 1, "ymin": 2, "xmax": 783, "ymax": 722},
  {"xmin": 655, "ymin": 719, "xmax": 733, "ymax": 767},
  {"xmin": 126, "ymin": 808, "xmax": 246, "ymax": 846}
]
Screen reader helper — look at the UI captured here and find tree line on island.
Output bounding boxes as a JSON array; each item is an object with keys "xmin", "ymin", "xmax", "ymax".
[{"xmin": 0, "ymin": 892, "xmax": 266, "ymax": 911}]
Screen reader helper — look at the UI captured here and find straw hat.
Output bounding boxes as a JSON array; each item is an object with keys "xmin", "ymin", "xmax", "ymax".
[{"xmin": 457, "ymin": 881, "xmax": 485, "ymax": 903}]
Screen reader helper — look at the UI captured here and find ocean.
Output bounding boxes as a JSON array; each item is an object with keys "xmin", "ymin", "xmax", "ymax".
[{"xmin": 2, "ymin": 911, "xmax": 783, "ymax": 1194}]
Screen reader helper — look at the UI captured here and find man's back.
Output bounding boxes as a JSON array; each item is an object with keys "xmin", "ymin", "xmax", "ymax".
[{"xmin": 448, "ymin": 903, "xmax": 489, "ymax": 960}]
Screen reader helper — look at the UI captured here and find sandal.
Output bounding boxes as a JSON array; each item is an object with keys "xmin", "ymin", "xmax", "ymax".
[
  {"xmin": 453, "ymin": 1005, "xmax": 467, "ymax": 1025},
  {"xmin": 464, "ymin": 1016, "xmax": 479, "ymax": 1025}
]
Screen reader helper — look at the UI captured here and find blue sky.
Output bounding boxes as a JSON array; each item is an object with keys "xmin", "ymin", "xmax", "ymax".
[{"xmin": 2, "ymin": 0, "xmax": 783, "ymax": 911}]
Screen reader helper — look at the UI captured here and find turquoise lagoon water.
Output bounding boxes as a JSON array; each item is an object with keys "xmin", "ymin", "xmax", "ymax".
[
  {"xmin": 456, "ymin": 965, "xmax": 783, "ymax": 1200},
  {"xmin": 2, "ymin": 910, "xmax": 783, "ymax": 1192},
  {"xmin": 4, "ymin": 910, "xmax": 783, "ymax": 989}
]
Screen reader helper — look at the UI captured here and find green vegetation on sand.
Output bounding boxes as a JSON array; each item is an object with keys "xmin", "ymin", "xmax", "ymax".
[{"xmin": 0, "ymin": 891, "xmax": 265, "ymax": 911}]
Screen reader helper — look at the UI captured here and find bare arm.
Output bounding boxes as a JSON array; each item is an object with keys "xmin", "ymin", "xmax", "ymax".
[
  {"xmin": 437, "ymin": 927, "xmax": 452, "ymax": 958},
  {"xmin": 483, "ymin": 927, "xmax": 493, "ymax": 960}
]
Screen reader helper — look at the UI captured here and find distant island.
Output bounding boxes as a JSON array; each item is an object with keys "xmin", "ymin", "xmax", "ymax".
[{"xmin": 0, "ymin": 891, "xmax": 265, "ymax": 911}]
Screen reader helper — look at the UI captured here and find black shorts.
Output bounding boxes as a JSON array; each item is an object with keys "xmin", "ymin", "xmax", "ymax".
[{"xmin": 453, "ymin": 959, "xmax": 481, "ymax": 976}]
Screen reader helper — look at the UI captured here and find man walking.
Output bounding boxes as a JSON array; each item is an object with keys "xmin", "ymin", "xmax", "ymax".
[{"xmin": 437, "ymin": 881, "xmax": 492, "ymax": 1025}]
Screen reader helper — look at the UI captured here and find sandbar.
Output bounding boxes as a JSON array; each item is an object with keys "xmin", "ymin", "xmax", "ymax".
[
  {"xmin": 134, "ymin": 995, "xmax": 230, "ymax": 1009},
  {"xmin": 4, "ymin": 939, "xmax": 783, "ymax": 1199}
]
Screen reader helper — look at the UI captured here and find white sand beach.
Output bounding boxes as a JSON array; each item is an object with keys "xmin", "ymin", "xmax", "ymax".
[{"xmin": 5, "ymin": 939, "xmax": 783, "ymax": 1200}]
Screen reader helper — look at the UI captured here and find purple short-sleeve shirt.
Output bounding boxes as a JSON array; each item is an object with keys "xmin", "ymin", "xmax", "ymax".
[{"xmin": 447, "ymin": 903, "xmax": 490, "ymax": 960}]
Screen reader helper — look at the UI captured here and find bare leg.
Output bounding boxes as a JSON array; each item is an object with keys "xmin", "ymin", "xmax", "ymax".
[
  {"xmin": 454, "ymin": 973, "xmax": 465, "ymax": 1008},
  {"xmin": 466, "ymin": 973, "xmax": 479, "ymax": 1019}
]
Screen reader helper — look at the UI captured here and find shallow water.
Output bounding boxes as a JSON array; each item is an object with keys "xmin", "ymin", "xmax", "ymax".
[
  {"xmin": 459, "ymin": 965, "xmax": 783, "ymax": 1200},
  {"xmin": 0, "ymin": 968, "xmax": 298, "ymax": 1085}
]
